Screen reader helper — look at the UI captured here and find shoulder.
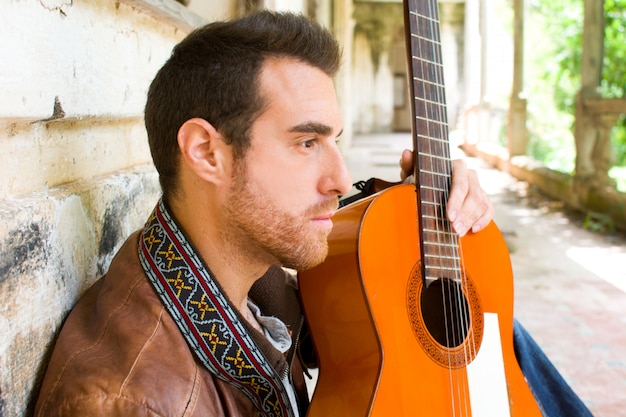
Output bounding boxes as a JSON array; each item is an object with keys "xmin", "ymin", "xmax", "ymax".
[{"xmin": 34, "ymin": 232, "xmax": 206, "ymax": 417}]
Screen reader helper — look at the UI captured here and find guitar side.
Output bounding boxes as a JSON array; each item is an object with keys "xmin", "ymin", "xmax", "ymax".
[{"xmin": 299, "ymin": 184, "xmax": 542, "ymax": 416}]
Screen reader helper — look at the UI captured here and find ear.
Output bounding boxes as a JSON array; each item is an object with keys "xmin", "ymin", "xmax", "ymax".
[{"xmin": 177, "ymin": 118, "xmax": 231, "ymax": 185}]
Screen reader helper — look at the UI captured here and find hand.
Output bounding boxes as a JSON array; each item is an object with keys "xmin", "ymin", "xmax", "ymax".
[{"xmin": 399, "ymin": 149, "xmax": 494, "ymax": 237}]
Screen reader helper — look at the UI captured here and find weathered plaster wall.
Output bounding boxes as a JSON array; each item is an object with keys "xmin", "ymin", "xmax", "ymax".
[
  {"xmin": 0, "ymin": 1, "xmax": 202, "ymax": 415},
  {"xmin": 0, "ymin": 1, "xmax": 351, "ymax": 415}
]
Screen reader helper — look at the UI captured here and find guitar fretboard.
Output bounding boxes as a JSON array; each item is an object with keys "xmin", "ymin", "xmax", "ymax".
[{"xmin": 405, "ymin": 0, "xmax": 460, "ymax": 283}]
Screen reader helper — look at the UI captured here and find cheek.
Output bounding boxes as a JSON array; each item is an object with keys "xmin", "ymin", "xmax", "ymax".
[{"xmin": 249, "ymin": 159, "xmax": 313, "ymax": 207}]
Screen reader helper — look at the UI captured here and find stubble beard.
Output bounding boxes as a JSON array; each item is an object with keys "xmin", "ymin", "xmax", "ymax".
[{"xmin": 224, "ymin": 159, "xmax": 337, "ymax": 271}]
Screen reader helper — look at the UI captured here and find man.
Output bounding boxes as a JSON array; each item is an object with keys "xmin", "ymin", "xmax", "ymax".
[{"xmin": 35, "ymin": 10, "xmax": 591, "ymax": 417}]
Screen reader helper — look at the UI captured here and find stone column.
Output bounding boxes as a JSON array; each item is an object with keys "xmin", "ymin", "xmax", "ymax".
[
  {"xmin": 507, "ymin": 0, "xmax": 528, "ymax": 156},
  {"xmin": 333, "ymin": 0, "xmax": 355, "ymax": 152},
  {"xmin": 574, "ymin": 0, "xmax": 606, "ymax": 183},
  {"xmin": 582, "ymin": 98, "xmax": 626, "ymax": 187},
  {"xmin": 462, "ymin": 0, "xmax": 483, "ymax": 146}
]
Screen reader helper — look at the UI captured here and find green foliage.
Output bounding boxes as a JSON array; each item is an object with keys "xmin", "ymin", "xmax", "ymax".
[
  {"xmin": 531, "ymin": 0, "xmax": 583, "ymax": 115},
  {"xmin": 526, "ymin": 0, "xmax": 626, "ymax": 177},
  {"xmin": 603, "ymin": 0, "xmax": 626, "ymax": 99},
  {"xmin": 582, "ymin": 211, "xmax": 616, "ymax": 233}
]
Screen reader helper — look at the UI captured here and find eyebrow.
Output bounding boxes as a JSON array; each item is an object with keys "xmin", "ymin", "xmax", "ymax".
[{"xmin": 289, "ymin": 122, "xmax": 343, "ymax": 138}]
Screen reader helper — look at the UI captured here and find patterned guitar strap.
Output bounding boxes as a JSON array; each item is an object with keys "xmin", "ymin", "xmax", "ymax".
[{"xmin": 138, "ymin": 200, "xmax": 295, "ymax": 417}]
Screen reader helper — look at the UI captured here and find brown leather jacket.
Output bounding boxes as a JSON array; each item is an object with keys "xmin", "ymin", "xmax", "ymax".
[{"xmin": 34, "ymin": 231, "xmax": 312, "ymax": 417}]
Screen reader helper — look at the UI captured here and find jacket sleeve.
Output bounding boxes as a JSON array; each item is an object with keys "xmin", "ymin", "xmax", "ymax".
[{"xmin": 44, "ymin": 395, "xmax": 167, "ymax": 417}]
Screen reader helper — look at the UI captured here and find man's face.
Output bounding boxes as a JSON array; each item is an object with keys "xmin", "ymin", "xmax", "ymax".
[{"xmin": 224, "ymin": 57, "xmax": 352, "ymax": 270}]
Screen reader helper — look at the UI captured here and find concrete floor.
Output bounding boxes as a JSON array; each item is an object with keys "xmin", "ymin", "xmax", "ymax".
[{"xmin": 340, "ymin": 132, "xmax": 626, "ymax": 417}]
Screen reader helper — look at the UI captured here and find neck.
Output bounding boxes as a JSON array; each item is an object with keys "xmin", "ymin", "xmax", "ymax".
[{"xmin": 167, "ymin": 194, "xmax": 273, "ymax": 315}]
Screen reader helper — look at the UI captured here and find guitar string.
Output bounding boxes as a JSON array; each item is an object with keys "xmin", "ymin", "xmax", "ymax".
[
  {"xmin": 415, "ymin": 3, "xmax": 456, "ymax": 414},
  {"xmin": 422, "ymin": 0, "xmax": 472, "ymax": 414},
  {"xmin": 417, "ymin": 1, "xmax": 458, "ymax": 413},
  {"xmin": 430, "ymin": 0, "xmax": 474, "ymax": 413},
  {"xmin": 429, "ymin": 0, "xmax": 476, "ymax": 413},
  {"xmin": 413, "ymin": 1, "xmax": 458, "ymax": 414}
]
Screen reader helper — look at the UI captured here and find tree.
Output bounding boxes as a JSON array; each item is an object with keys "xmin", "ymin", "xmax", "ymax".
[{"xmin": 527, "ymin": 0, "xmax": 626, "ymax": 174}]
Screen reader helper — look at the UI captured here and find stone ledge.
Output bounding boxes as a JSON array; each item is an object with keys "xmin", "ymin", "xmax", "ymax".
[{"xmin": 462, "ymin": 142, "xmax": 626, "ymax": 232}]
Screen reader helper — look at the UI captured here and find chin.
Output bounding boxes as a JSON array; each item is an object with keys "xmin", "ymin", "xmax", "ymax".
[{"xmin": 281, "ymin": 243, "xmax": 328, "ymax": 271}]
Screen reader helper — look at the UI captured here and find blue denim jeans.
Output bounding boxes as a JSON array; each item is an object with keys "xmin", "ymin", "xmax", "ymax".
[{"xmin": 514, "ymin": 320, "xmax": 594, "ymax": 417}]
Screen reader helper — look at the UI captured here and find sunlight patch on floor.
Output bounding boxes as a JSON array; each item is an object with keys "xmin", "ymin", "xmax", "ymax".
[{"xmin": 566, "ymin": 246, "xmax": 626, "ymax": 293}]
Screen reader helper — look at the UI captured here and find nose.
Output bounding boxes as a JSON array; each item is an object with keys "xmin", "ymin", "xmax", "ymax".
[{"xmin": 322, "ymin": 144, "xmax": 353, "ymax": 197}]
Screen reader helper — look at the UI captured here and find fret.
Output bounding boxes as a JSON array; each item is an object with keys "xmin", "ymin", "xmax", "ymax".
[
  {"xmin": 421, "ymin": 225, "xmax": 456, "ymax": 234},
  {"xmin": 420, "ymin": 209, "xmax": 446, "ymax": 220},
  {"xmin": 418, "ymin": 166, "xmax": 450, "ymax": 176},
  {"xmin": 424, "ymin": 266, "xmax": 461, "ymax": 275},
  {"xmin": 416, "ymin": 136, "xmax": 448, "ymax": 145},
  {"xmin": 420, "ymin": 169, "xmax": 450, "ymax": 181},
  {"xmin": 410, "ymin": 31, "xmax": 440, "ymax": 45},
  {"xmin": 417, "ymin": 145, "xmax": 449, "ymax": 155},
  {"xmin": 410, "ymin": 58, "xmax": 444, "ymax": 73},
  {"xmin": 416, "ymin": 150, "xmax": 450, "ymax": 159},
  {"xmin": 410, "ymin": 63, "xmax": 445, "ymax": 92},
  {"xmin": 421, "ymin": 212, "xmax": 450, "ymax": 222},
  {"xmin": 426, "ymin": 265, "xmax": 461, "ymax": 278},
  {"xmin": 419, "ymin": 191, "xmax": 446, "ymax": 207},
  {"xmin": 424, "ymin": 260, "xmax": 461, "ymax": 269},
  {"xmin": 414, "ymin": 105, "xmax": 447, "ymax": 120},
  {"xmin": 415, "ymin": 135, "xmax": 448, "ymax": 147},
  {"xmin": 421, "ymin": 219, "xmax": 448, "ymax": 227},
  {"xmin": 417, "ymin": 164, "xmax": 450, "ymax": 176},
  {"xmin": 423, "ymin": 248, "xmax": 460, "ymax": 258},
  {"xmin": 422, "ymin": 231, "xmax": 457, "ymax": 242},
  {"xmin": 412, "ymin": 89, "xmax": 445, "ymax": 105},
  {"xmin": 406, "ymin": 0, "xmax": 460, "ymax": 281},
  {"xmin": 412, "ymin": 87, "xmax": 446, "ymax": 101},
  {"xmin": 420, "ymin": 199, "xmax": 446, "ymax": 206},
  {"xmin": 419, "ymin": 184, "xmax": 448, "ymax": 193},
  {"xmin": 423, "ymin": 254, "xmax": 460, "ymax": 264},
  {"xmin": 421, "ymin": 232, "xmax": 457, "ymax": 245},
  {"xmin": 417, "ymin": 161, "xmax": 452, "ymax": 178},
  {"xmin": 422, "ymin": 241, "xmax": 458, "ymax": 250},
  {"xmin": 414, "ymin": 106, "xmax": 448, "ymax": 124},
  {"xmin": 418, "ymin": 187, "xmax": 446, "ymax": 198},
  {"xmin": 423, "ymin": 244, "xmax": 459, "ymax": 261},
  {"xmin": 424, "ymin": 271, "xmax": 462, "ymax": 281}
]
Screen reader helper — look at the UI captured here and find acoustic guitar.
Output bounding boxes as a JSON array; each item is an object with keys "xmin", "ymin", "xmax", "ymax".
[{"xmin": 298, "ymin": 0, "xmax": 542, "ymax": 415}]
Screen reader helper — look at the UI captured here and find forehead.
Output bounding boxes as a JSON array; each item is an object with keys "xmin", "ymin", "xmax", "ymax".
[{"xmin": 256, "ymin": 57, "xmax": 342, "ymax": 133}]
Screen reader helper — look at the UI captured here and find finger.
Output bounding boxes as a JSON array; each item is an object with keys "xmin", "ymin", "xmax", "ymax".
[
  {"xmin": 470, "ymin": 201, "xmax": 495, "ymax": 234},
  {"xmin": 448, "ymin": 162, "xmax": 494, "ymax": 236},
  {"xmin": 455, "ymin": 182, "xmax": 494, "ymax": 236},
  {"xmin": 399, "ymin": 149, "xmax": 414, "ymax": 181},
  {"xmin": 446, "ymin": 159, "xmax": 469, "ymax": 223}
]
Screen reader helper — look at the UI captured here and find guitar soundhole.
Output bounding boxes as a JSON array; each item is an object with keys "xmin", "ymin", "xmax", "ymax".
[
  {"xmin": 420, "ymin": 279, "xmax": 470, "ymax": 348},
  {"xmin": 406, "ymin": 262, "xmax": 484, "ymax": 368}
]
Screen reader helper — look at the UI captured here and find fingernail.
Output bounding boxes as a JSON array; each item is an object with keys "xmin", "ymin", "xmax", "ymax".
[
  {"xmin": 454, "ymin": 221, "xmax": 467, "ymax": 236},
  {"xmin": 449, "ymin": 210, "xmax": 457, "ymax": 221}
]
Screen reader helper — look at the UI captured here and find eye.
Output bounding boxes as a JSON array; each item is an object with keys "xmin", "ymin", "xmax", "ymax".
[{"xmin": 301, "ymin": 138, "xmax": 317, "ymax": 149}]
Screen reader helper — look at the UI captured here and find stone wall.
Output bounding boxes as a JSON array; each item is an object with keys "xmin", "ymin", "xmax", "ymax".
[
  {"xmin": 0, "ymin": 1, "xmax": 203, "ymax": 415},
  {"xmin": 464, "ymin": 142, "xmax": 626, "ymax": 232}
]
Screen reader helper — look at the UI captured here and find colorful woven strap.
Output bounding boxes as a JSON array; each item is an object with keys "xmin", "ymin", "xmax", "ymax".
[{"xmin": 138, "ymin": 200, "xmax": 294, "ymax": 417}]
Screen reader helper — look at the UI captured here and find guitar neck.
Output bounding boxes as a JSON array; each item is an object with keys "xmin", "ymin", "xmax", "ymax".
[{"xmin": 404, "ymin": 0, "xmax": 459, "ymax": 283}]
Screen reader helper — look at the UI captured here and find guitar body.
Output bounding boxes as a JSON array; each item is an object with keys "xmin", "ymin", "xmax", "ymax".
[{"xmin": 298, "ymin": 184, "xmax": 542, "ymax": 416}]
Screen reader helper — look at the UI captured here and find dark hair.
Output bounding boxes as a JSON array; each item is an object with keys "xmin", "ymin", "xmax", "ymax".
[{"xmin": 144, "ymin": 10, "xmax": 342, "ymax": 199}]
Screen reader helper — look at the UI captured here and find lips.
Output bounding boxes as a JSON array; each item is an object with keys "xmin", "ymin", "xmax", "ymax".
[{"xmin": 313, "ymin": 211, "xmax": 336, "ymax": 221}]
